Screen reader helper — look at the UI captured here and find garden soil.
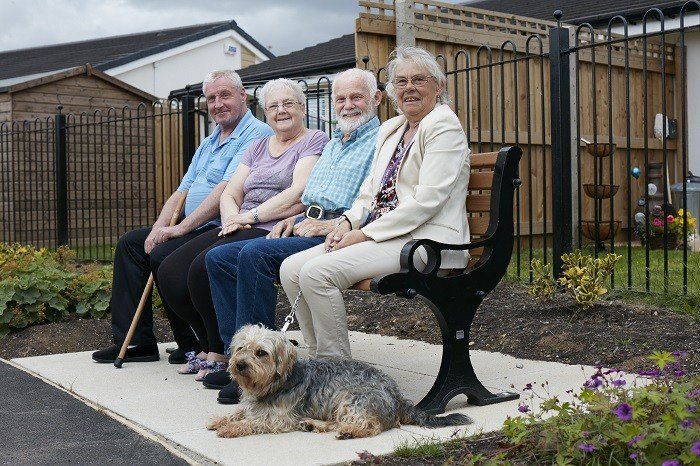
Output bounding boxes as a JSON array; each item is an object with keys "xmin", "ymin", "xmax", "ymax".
[{"xmin": 1, "ymin": 281, "xmax": 697, "ymax": 376}]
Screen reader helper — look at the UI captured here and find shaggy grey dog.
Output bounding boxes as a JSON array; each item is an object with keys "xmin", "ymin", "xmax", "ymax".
[{"xmin": 208, "ymin": 325, "xmax": 471, "ymax": 439}]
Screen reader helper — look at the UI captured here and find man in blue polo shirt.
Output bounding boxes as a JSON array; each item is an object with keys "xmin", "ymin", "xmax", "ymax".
[
  {"xmin": 92, "ymin": 69, "xmax": 273, "ymax": 364},
  {"xmin": 202, "ymin": 68, "xmax": 382, "ymax": 403}
]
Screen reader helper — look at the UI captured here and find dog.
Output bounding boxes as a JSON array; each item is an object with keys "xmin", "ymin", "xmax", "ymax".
[{"xmin": 207, "ymin": 325, "xmax": 471, "ymax": 439}]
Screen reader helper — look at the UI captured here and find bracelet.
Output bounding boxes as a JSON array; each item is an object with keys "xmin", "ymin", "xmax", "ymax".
[
  {"xmin": 338, "ymin": 215, "xmax": 352, "ymax": 230},
  {"xmin": 250, "ymin": 207, "xmax": 260, "ymax": 223}
]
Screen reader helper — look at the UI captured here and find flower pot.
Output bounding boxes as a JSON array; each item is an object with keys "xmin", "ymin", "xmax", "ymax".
[
  {"xmin": 581, "ymin": 220, "xmax": 621, "ymax": 241},
  {"xmin": 645, "ymin": 234, "xmax": 677, "ymax": 250},
  {"xmin": 583, "ymin": 184, "xmax": 619, "ymax": 199},
  {"xmin": 586, "ymin": 142, "xmax": 616, "ymax": 158}
]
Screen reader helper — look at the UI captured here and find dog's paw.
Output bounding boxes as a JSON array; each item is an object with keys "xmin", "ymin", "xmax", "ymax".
[
  {"xmin": 217, "ymin": 426, "xmax": 243, "ymax": 438},
  {"xmin": 336, "ymin": 431, "xmax": 355, "ymax": 440},
  {"xmin": 299, "ymin": 420, "xmax": 315, "ymax": 432},
  {"xmin": 207, "ymin": 417, "xmax": 227, "ymax": 431}
]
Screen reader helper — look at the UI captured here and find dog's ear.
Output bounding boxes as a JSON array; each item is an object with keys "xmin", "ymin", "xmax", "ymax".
[{"xmin": 273, "ymin": 333, "xmax": 297, "ymax": 379}]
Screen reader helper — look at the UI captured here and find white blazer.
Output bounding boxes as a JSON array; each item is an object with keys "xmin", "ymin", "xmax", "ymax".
[{"xmin": 344, "ymin": 104, "xmax": 471, "ymax": 268}]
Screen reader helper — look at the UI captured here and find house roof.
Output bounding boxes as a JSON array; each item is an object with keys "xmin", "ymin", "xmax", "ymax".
[
  {"xmin": 238, "ymin": 34, "xmax": 356, "ymax": 84},
  {"xmin": 466, "ymin": 1, "xmax": 690, "ymax": 27},
  {"xmin": 169, "ymin": 33, "xmax": 357, "ymax": 98},
  {"xmin": 0, "ymin": 20, "xmax": 274, "ymax": 81},
  {"xmin": 0, "ymin": 64, "xmax": 157, "ymax": 102}
]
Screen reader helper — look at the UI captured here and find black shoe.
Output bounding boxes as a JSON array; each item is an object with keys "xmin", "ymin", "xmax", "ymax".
[
  {"xmin": 165, "ymin": 347, "xmax": 177, "ymax": 354},
  {"xmin": 202, "ymin": 370, "xmax": 231, "ymax": 389},
  {"xmin": 168, "ymin": 346, "xmax": 199, "ymax": 364},
  {"xmin": 92, "ymin": 344, "xmax": 159, "ymax": 363},
  {"xmin": 217, "ymin": 381, "xmax": 241, "ymax": 404}
]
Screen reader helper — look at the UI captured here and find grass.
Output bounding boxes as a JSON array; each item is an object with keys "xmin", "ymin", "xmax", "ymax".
[
  {"xmin": 394, "ymin": 436, "xmax": 445, "ymax": 458},
  {"xmin": 72, "ymin": 243, "xmax": 115, "ymax": 262},
  {"xmin": 506, "ymin": 244, "xmax": 700, "ymax": 316}
]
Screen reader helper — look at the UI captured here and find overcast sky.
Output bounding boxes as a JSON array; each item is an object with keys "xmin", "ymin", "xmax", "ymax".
[{"xmin": 0, "ymin": 0, "xmax": 468, "ymax": 57}]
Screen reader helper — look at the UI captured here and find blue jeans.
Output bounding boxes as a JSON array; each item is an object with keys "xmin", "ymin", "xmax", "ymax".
[{"xmin": 205, "ymin": 235, "xmax": 324, "ymax": 351}]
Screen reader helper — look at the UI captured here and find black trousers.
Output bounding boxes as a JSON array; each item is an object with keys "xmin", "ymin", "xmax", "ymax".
[
  {"xmin": 110, "ymin": 225, "xmax": 216, "ymax": 348},
  {"xmin": 157, "ymin": 227, "xmax": 268, "ymax": 354}
]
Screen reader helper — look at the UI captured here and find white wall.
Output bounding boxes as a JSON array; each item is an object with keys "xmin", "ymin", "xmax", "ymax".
[
  {"xmin": 685, "ymin": 31, "xmax": 700, "ymax": 176},
  {"xmin": 108, "ymin": 33, "xmax": 267, "ymax": 98}
]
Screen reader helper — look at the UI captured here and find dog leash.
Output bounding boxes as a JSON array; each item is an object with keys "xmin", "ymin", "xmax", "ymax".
[{"xmin": 280, "ymin": 290, "xmax": 302, "ymax": 333}]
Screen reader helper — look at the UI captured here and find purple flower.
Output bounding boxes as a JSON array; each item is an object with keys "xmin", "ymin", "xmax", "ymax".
[
  {"xmin": 674, "ymin": 369, "xmax": 686, "ymax": 377},
  {"xmin": 680, "ymin": 419, "xmax": 693, "ymax": 429},
  {"xmin": 671, "ymin": 351, "xmax": 688, "ymax": 357},
  {"xmin": 611, "ymin": 379, "xmax": 627, "ymax": 387},
  {"xmin": 639, "ymin": 368, "xmax": 661, "ymax": 377},
  {"xmin": 629, "ymin": 452, "xmax": 638, "ymax": 460},
  {"xmin": 627, "ymin": 435, "xmax": 644, "ymax": 446},
  {"xmin": 661, "ymin": 460, "xmax": 680, "ymax": 466},
  {"xmin": 692, "ymin": 441, "xmax": 700, "ymax": 456},
  {"xmin": 517, "ymin": 403, "xmax": 530, "ymax": 413},
  {"xmin": 523, "ymin": 383, "xmax": 533, "ymax": 391},
  {"xmin": 584, "ymin": 378, "xmax": 603, "ymax": 389},
  {"xmin": 581, "ymin": 430, "xmax": 590, "ymax": 438},
  {"xmin": 687, "ymin": 388, "xmax": 700, "ymax": 399},
  {"xmin": 578, "ymin": 444, "xmax": 596, "ymax": 452},
  {"xmin": 613, "ymin": 403, "xmax": 633, "ymax": 421}
]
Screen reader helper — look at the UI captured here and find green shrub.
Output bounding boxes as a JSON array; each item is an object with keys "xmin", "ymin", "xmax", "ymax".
[
  {"xmin": 0, "ymin": 243, "xmax": 112, "ymax": 336},
  {"xmin": 502, "ymin": 352, "xmax": 699, "ymax": 465},
  {"xmin": 529, "ymin": 250, "xmax": 621, "ymax": 310}
]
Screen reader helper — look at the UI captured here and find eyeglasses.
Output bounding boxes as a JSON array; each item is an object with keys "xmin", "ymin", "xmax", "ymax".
[
  {"xmin": 264, "ymin": 101, "xmax": 300, "ymax": 113},
  {"xmin": 391, "ymin": 75, "xmax": 434, "ymax": 89}
]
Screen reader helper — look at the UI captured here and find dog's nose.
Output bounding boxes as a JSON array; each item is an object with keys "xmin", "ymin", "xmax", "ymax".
[{"xmin": 236, "ymin": 362, "xmax": 248, "ymax": 372}]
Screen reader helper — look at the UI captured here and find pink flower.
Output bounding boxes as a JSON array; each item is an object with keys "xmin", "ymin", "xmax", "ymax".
[
  {"xmin": 653, "ymin": 218, "xmax": 664, "ymax": 227},
  {"xmin": 667, "ymin": 215, "xmax": 674, "ymax": 223}
]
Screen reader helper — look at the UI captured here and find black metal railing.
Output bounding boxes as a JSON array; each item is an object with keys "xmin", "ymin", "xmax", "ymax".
[{"xmin": 0, "ymin": 81, "xmax": 335, "ymax": 260}]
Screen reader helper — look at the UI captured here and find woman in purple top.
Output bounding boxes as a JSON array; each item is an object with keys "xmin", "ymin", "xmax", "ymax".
[{"xmin": 158, "ymin": 78, "xmax": 328, "ymax": 380}]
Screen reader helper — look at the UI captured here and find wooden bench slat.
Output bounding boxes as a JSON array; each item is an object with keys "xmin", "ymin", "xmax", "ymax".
[
  {"xmin": 468, "ymin": 171, "xmax": 494, "ymax": 191},
  {"xmin": 469, "ymin": 151, "xmax": 498, "ymax": 169},
  {"xmin": 466, "ymin": 193, "xmax": 491, "ymax": 213},
  {"xmin": 468, "ymin": 215, "xmax": 490, "ymax": 236}
]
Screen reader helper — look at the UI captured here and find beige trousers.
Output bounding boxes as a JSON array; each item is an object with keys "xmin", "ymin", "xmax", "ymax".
[{"xmin": 279, "ymin": 236, "xmax": 413, "ymax": 358}]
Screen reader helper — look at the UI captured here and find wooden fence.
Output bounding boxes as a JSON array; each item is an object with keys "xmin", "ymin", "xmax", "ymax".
[{"xmin": 355, "ymin": 0, "xmax": 683, "ymax": 245}]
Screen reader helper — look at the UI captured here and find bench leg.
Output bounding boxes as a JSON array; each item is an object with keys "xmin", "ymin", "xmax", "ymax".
[{"xmin": 416, "ymin": 296, "xmax": 519, "ymax": 415}]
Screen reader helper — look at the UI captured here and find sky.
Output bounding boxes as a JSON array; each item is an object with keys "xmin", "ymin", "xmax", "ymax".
[
  {"xmin": 0, "ymin": 0, "xmax": 356, "ymax": 56},
  {"xmin": 0, "ymin": 0, "xmax": 470, "ymax": 57}
]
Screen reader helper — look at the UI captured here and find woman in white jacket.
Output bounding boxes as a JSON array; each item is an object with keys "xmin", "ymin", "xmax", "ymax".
[{"xmin": 280, "ymin": 46, "xmax": 471, "ymax": 358}]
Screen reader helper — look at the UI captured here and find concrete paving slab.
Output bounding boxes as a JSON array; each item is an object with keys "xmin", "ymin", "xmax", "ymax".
[{"xmin": 11, "ymin": 331, "xmax": 602, "ymax": 466}]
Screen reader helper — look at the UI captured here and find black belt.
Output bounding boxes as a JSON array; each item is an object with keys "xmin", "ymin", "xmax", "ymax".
[{"xmin": 305, "ymin": 204, "xmax": 345, "ymax": 220}]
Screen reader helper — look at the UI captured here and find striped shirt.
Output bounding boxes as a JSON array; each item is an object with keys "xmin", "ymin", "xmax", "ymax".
[{"xmin": 301, "ymin": 117, "xmax": 379, "ymax": 212}]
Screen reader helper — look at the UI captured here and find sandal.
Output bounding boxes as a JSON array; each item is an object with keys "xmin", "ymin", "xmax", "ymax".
[
  {"xmin": 177, "ymin": 351, "xmax": 207, "ymax": 375},
  {"xmin": 195, "ymin": 360, "xmax": 229, "ymax": 382}
]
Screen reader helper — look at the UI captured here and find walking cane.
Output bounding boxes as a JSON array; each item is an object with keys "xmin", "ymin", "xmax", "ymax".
[{"xmin": 114, "ymin": 192, "xmax": 188, "ymax": 368}]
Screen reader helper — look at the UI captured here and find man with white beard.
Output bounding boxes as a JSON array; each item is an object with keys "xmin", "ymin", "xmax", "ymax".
[{"xmin": 202, "ymin": 68, "xmax": 382, "ymax": 403}]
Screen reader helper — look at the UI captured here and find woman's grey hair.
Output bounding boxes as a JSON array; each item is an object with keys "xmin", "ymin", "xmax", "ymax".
[
  {"xmin": 202, "ymin": 70, "xmax": 243, "ymax": 94},
  {"xmin": 385, "ymin": 46, "xmax": 448, "ymax": 109},
  {"xmin": 258, "ymin": 78, "xmax": 306, "ymax": 111},
  {"xmin": 331, "ymin": 68, "xmax": 378, "ymax": 99}
]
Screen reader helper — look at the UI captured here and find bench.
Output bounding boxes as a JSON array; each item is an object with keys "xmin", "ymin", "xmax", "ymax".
[{"xmin": 350, "ymin": 146, "xmax": 523, "ymax": 414}]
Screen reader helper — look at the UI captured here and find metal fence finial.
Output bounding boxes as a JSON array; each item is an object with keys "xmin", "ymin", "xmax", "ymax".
[
  {"xmin": 362, "ymin": 56, "xmax": 370, "ymax": 70},
  {"xmin": 554, "ymin": 10, "xmax": 563, "ymax": 28}
]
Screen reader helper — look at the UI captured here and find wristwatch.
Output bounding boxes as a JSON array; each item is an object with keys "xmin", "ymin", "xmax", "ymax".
[
  {"xmin": 338, "ymin": 215, "xmax": 352, "ymax": 230},
  {"xmin": 250, "ymin": 207, "xmax": 260, "ymax": 223}
]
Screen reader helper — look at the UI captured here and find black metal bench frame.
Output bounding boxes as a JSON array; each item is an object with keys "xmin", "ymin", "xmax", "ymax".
[{"xmin": 368, "ymin": 146, "xmax": 523, "ymax": 414}]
